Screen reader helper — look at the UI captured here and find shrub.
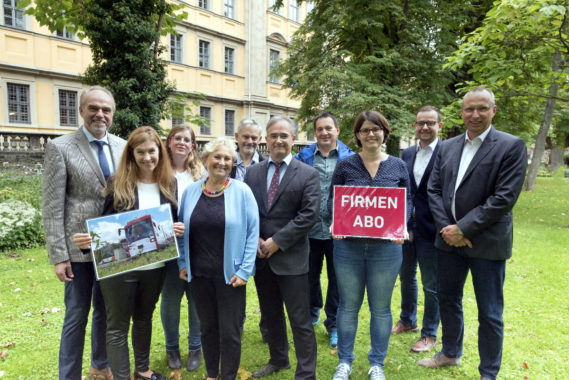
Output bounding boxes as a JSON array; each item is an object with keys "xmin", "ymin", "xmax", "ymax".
[
  {"xmin": 0, "ymin": 199, "xmax": 44, "ymax": 252},
  {"xmin": 0, "ymin": 173, "xmax": 43, "ymax": 209}
]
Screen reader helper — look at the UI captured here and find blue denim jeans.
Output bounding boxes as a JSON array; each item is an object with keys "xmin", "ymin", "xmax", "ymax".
[
  {"xmin": 438, "ymin": 249, "xmax": 505, "ymax": 379},
  {"xmin": 334, "ymin": 238, "xmax": 402, "ymax": 367},
  {"xmin": 399, "ymin": 232, "xmax": 440, "ymax": 338},
  {"xmin": 59, "ymin": 262, "xmax": 108, "ymax": 380},
  {"xmin": 160, "ymin": 260, "xmax": 201, "ymax": 352}
]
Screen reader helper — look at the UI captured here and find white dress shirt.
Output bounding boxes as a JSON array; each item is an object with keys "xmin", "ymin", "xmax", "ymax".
[{"xmin": 413, "ymin": 139, "xmax": 439, "ymax": 186}]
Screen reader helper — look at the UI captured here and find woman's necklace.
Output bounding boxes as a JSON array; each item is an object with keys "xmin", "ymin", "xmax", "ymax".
[{"xmin": 202, "ymin": 177, "xmax": 231, "ymax": 195}]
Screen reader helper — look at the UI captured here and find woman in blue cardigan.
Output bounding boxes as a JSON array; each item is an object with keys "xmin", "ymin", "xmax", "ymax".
[{"xmin": 178, "ymin": 137, "xmax": 259, "ymax": 380}]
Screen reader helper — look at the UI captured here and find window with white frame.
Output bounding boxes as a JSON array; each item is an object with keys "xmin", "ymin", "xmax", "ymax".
[
  {"xmin": 289, "ymin": 0, "xmax": 299, "ymax": 22},
  {"xmin": 199, "ymin": 40, "xmax": 210, "ymax": 69},
  {"xmin": 224, "ymin": 47, "xmax": 234, "ymax": 74},
  {"xmin": 56, "ymin": 28, "xmax": 74, "ymax": 40},
  {"xmin": 224, "ymin": 0, "xmax": 234, "ymax": 18},
  {"xmin": 268, "ymin": 0, "xmax": 281, "ymax": 15},
  {"xmin": 268, "ymin": 49, "xmax": 280, "ymax": 83},
  {"xmin": 4, "ymin": 0, "xmax": 24, "ymax": 29},
  {"xmin": 170, "ymin": 34, "xmax": 183, "ymax": 63},
  {"xmin": 59, "ymin": 89, "xmax": 78, "ymax": 126},
  {"xmin": 224, "ymin": 110, "xmax": 235, "ymax": 136},
  {"xmin": 198, "ymin": 0, "xmax": 208, "ymax": 10},
  {"xmin": 307, "ymin": 1, "xmax": 316, "ymax": 13},
  {"xmin": 200, "ymin": 106, "xmax": 211, "ymax": 135},
  {"xmin": 7, "ymin": 83, "xmax": 30, "ymax": 124},
  {"xmin": 172, "ymin": 115, "xmax": 184, "ymax": 126}
]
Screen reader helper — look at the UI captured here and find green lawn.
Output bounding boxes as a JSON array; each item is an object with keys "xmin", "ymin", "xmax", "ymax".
[{"xmin": 1, "ymin": 173, "xmax": 567, "ymax": 379}]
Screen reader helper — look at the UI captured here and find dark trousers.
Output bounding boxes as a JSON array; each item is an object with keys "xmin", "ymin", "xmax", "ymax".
[
  {"xmin": 254, "ymin": 264, "xmax": 317, "ymax": 380},
  {"xmin": 438, "ymin": 249, "xmax": 505, "ymax": 379},
  {"xmin": 308, "ymin": 238, "xmax": 338, "ymax": 332},
  {"xmin": 399, "ymin": 233, "xmax": 440, "ymax": 338},
  {"xmin": 99, "ymin": 267, "xmax": 165, "ymax": 380},
  {"xmin": 191, "ymin": 276, "xmax": 245, "ymax": 380},
  {"xmin": 59, "ymin": 262, "xmax": 108, "ymax": 380}
]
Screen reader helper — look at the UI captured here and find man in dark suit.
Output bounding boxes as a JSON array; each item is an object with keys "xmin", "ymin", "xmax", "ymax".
[
  {"xmin": 393, "ymin": 106, "xmax": 442, "ymax": 353},
  {"xmin": 43, "ymin": 86, "xmax": 126, "ymax": 380},
  {"xmin": 230, "ymin": 118, "xmax": 265, "ymax": 180},
  {"xmin": 244, "ymin": 116, "xmax": 320, "ymax": 380},
  {"xmin": 418, "ymin": 87, "xmax": 527, "ymax": 380}
]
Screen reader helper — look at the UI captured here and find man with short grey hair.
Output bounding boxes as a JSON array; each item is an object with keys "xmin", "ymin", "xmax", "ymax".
[
  {"xmin": 245, "ymin": 116, "xmax": 320, "ymax": 379},
  {"xmin": 230, "ymin": 118, "xmax": 265, "ymax": 180},
  {"xmin": 43, "ymin": 85, "xmax": 126, "ymax": 380}
]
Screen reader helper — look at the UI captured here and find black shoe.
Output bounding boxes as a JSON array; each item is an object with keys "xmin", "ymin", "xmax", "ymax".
[
  {"xmin": 252, "ymin": 363, "xmax": 291, "ymax": 378},
  {"xmin": 134, "ymin": 371, "xmax": 166, "ymax": 380},
  {"xmin": 166, "ymin": 350, "xmax": 182, "ymax": 369},
  {"xmin": 186, "ymin": 349, "xmax": 202, "ymax": 372}
]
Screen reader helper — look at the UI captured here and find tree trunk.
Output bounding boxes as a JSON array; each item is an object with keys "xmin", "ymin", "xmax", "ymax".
[{"xmin": 524, "ymin": 47, "xmax": 562, "ymax": 191}]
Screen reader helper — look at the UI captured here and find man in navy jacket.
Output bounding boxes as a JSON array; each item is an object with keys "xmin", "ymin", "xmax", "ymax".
[
  {"xmin": 393, "ymin": 106, "xmax": 442, "ymax": 353},
  {"xmin": 295, "ymin": 112, "xmax": 354, "ymax": 348}
]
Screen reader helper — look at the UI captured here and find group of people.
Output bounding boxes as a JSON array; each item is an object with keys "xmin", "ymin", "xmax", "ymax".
[{"xmin": 43, "ymin": 85, "xmax": 527, "ymax": 380}]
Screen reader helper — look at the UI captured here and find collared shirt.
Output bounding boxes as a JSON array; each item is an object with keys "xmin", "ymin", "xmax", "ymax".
[
  {"xmin": 82, "ymin": 126, "xmax": 115, "ymax": 174},
  {"xmin": 266, "ymin": 153, "xmax": 293, "ymax": 191},
  {"xmin": 234, "ymin": 150, "xmax": 260, "ymax": 181},
  {"xmin": 310, "ymin": 146, "xmax": 339, "ymax": 239},
  {"xmin": 452, "ymin": 126, "xmax": 492, "ymax": 219},
  {"xmin": 413, "ymin": 138, "xmax": 439, "ymax": 186}
]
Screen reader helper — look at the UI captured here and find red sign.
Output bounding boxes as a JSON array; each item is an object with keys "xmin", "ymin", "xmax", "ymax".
[{"xmin": 332, "ymin": 186, "xmax": 407, "ymax": 239}]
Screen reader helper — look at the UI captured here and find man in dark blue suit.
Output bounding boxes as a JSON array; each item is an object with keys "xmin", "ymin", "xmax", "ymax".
[
  {"xmin": 418, "ymin": 88, "xmax": 527, "ymax": 380},
  {"xmin": 392, "ymin": 106, "xmax": 442, "ymax": 353}
]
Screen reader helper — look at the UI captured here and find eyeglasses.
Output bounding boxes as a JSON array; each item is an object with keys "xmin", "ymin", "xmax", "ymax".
[
  {"xmin": 359, "ymin": 127, "xmax": 383, "ymax": 136},
  {"xmin": 414, "ymin": 121, "xmax": 438, "ymax": 127}
]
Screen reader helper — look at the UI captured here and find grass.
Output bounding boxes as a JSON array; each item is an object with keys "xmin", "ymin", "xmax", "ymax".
[{"xmin": 1, "ymin": 172, "xmax": 568, "ymax": 379}]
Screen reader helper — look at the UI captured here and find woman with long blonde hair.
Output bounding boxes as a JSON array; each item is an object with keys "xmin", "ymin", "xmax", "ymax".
[{"xmin": 74, "ymin": 126, "xmax": 184, "ymax": 380}]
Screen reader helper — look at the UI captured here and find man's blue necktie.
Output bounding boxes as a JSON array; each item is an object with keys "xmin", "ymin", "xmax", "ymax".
[{"xmin": 94, "ymin": 140, "xmax": 111, "ymax": 179}]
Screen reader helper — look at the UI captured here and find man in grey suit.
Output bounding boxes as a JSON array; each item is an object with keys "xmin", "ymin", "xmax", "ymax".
[
  {"xmin": 418, "ymin": 87, "xmax": 527, "ymax": 380},
  {"xmin": 43, "ymin": 85, "xmax": 126, "ymax": 380},
  {"xmin": 244, "ymin": 116, "xmax": 320, "ymax": 380}
]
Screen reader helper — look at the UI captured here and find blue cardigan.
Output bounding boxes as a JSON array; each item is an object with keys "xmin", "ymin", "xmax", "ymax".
[{"xmin": 177, "ymin": 178, "xmax": 259, "ymax": 284}]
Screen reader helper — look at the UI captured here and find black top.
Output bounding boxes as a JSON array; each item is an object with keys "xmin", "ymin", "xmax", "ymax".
[{"xmin": 189, "ymin": 193, "xmax": 225, "ymax": 278}]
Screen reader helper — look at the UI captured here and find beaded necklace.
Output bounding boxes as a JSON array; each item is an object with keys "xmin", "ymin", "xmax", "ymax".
[{"xmin": 202, "ymin": 177, "xmax": 231, "ymax": 195}]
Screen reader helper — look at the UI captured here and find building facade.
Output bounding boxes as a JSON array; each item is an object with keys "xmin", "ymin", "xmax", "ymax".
[{"xmin": 0, "ymin": 0, "xmax": 314, "ymax": 157}]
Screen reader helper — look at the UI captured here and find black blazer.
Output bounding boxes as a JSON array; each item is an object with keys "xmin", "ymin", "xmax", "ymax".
[
  {"xmin": 427, "ymin": 126, "xmax": 527, "ymax": 260},
  {"xmin": 401, "ymin": 140, "xmax": 441, "ymax": 241},
  {"xmin": 244, "ymin": 158, "xmax": 320, "ymax": 275}
]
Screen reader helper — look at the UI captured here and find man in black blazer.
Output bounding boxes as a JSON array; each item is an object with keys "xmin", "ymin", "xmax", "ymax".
[
  {"xmin": 244, "ymin": 116, "xmax": 320, "ymax": 380},
  {"xmin": 393, "ymin": 106, "xmax": 442, "ymax": 353},
  {"xmin": 418, "ymin": 88, "xmax": 527, "ymax": 380}
]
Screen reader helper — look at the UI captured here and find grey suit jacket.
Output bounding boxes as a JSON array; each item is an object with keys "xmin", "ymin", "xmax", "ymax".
[
  {"xmin": 427, "ymin": 126, "xmax": 527, "ymax": 260},
  {"xmin": 244, "ymin": 157, "xmax": 320, "ymax": 275},
  {"xmin": 42, "ymin": 128, "xmax": 126, "ymax": 264}
]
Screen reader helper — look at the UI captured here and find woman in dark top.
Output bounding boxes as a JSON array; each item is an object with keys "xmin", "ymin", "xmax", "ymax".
[
  {"xmin": 329, "ymin": 111, "xmax": 411, "ymax": 380},
  {"xmin": 74, "ymin": 127, "xmax": 184, "ymax": 380},
  {"xmin": 178, "ymin": 137, "xmax": 259, "ymax": 380}
]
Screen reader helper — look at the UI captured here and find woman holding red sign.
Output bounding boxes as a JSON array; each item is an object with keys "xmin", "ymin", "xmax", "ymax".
[{"xmin": 328, "ymin": 111, "xmax": 411, "ymax": 380}]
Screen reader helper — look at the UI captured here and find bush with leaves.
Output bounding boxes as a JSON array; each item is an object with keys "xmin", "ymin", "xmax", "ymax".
[{"xmin": 0, "ymin": 199, "xmax": 44, "ymax": 252}]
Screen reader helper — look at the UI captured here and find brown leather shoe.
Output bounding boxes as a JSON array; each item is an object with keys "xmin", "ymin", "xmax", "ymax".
[
  {"xmin": 89, "ymin": 366, "xmax": 113, "ymax": 380},
  {"xmin": 411, "ymin": 336, "xmax": 436, "ymax": 353},
  {"xmin": 417, "ymin": 352, "xmax": 461, "ymax": 368},
  {"xmin": 391, "ymin": 320, "xmax": 419, "ymax": 334}
]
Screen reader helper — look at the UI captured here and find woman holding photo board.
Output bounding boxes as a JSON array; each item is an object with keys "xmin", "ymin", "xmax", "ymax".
[
  {"xmin": 328, "ymin": 111, "xmax": 411, "ymax": 380},
  {"xmin": 73, "ymin": 126, "xmax": 184, "ymax": 380}
]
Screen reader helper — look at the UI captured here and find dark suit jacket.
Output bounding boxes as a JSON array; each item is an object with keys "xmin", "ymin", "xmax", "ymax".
[
  {"xmin": 401, "ymin": 140, "xmax": 441, "ymax": 241},
  {"xmin": 229, "ymin": 150, "xmax": 265, "ymax": 179},
  {"xmin": 427, "ymin": 126, "xmax": 527, "ymax": 260},
  {"xmin": 244, "ymin": 157, "xmax": 320, "ymax": 275}
]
